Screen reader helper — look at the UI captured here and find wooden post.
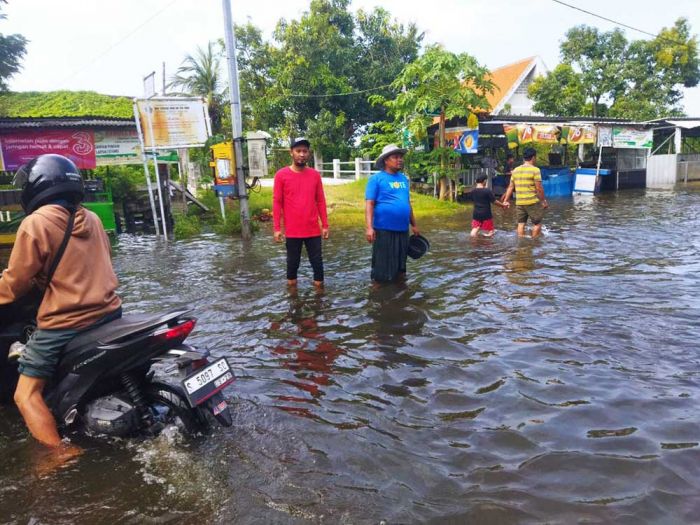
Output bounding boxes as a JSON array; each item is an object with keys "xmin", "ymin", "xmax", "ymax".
[{"xmin": 355, "ymin": 157, "xmax": 362, "ymax": 180}]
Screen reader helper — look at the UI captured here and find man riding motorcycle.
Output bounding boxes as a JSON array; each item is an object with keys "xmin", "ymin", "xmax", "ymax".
[{"xmin": 0, "ymin": 154, "xmax": 122, "ymax": 455}]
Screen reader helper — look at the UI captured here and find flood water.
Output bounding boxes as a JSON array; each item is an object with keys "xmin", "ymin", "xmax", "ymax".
[{"xmin": 2, "ymin": 187, "xmax": 700, "ymax": 523}]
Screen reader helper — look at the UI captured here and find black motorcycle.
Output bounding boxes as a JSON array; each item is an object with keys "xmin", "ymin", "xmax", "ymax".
[{"xmin": 0, "ymin": 296, "xmax": 234, "ymax": 438}]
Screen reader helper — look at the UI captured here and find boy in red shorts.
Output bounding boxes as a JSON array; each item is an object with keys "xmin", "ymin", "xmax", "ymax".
[{"xmin": 471, "ymin": 174, "xmax": 509, "ymax": 237}]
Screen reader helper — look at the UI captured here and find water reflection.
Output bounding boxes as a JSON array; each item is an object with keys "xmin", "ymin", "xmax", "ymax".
[
  {"xmin": 3, "ymin": 188, "xmax": 700, "ymax": 522},
  {"xmin": 270, "ymin": 290, "xmax": 343, "ymax": 413}
]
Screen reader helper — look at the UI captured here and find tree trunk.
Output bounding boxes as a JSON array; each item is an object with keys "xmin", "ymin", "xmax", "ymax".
[
  {"xmin": 438, "ymin": 177, "xmax": 450, "ymax": 200},
  {"xmin": 438, "ymin": 107, "xmax": 448, "ymax": 200}
]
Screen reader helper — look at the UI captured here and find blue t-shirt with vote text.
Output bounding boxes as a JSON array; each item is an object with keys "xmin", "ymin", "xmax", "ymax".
[{"xmin": 365, "ymin": 171, "xmax": 411, "ymax": 231}]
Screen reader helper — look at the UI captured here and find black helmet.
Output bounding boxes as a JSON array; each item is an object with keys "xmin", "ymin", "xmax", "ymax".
[{"xmin": 13, "ymin": 154, "xmax": 85, "ymax": 214}]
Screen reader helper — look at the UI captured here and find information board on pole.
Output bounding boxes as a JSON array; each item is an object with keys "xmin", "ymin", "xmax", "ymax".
[{"xmin": 135, "ymin": 97, "xmax": 211, "ymax": 149}]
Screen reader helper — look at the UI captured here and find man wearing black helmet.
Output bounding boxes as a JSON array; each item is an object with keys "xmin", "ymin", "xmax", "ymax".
[{"xmin": 0, "ymin": 154, "xmax": 122, "ymax": 455}]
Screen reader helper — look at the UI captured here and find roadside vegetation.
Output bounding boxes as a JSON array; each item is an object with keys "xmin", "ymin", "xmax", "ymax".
[{"xmin": 173, "ymin": 179, "xmax": 463, "ymax": 239}]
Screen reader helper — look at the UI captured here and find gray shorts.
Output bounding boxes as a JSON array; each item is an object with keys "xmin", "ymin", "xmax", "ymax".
[{"xmin": 18, "ymin": 308, "xmax": 122, "ymax": 379}]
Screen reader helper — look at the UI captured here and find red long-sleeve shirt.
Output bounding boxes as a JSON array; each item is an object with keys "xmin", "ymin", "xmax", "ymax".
[{"xmin": 273, "ymin": 166, "xmax": 329, "ymax": 238}]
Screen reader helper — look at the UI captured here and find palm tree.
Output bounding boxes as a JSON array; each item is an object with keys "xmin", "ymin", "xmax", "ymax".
[{"xmin": 169, "ymin": 41, "xmax": 224, "ymax": 134}]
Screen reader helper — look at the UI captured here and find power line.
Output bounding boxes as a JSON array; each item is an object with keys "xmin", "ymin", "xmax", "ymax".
[
  {"xmin": 550, "ymin": 0, "xmax": 688, "ymax": 46},
  {"xmin": 58, "ymin": 0, "xmax": 180, "ymax": 87},
  {"xmin": 286, "ymin": 83, "xmax": 395, "ymax": 98}
]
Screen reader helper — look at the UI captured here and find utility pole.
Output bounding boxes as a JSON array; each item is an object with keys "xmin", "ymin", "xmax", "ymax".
[{"xmin": 221, "ymin": 0, "xmax": 252, "ymax": 240}]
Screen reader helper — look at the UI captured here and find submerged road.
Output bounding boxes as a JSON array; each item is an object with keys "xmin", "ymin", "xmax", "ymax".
[{"xmin": 1, "ymin": 187, "xmax": 700, "ymax": 523}]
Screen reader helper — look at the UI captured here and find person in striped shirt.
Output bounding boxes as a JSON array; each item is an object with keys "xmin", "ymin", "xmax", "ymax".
[{"xmin": 501, "ymin": 147, "xmax": 549, "ymax": 238}]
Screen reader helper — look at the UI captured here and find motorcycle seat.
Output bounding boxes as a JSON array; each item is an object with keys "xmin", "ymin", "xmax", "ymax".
[{"xmin": 65, "ymin": 310, "xmax": 192, "ymax": 352}]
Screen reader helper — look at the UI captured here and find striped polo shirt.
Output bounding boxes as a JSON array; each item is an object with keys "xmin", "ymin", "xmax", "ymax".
[{"xmin": 512, "ymin": 164, "xmax": 542, "ymax": 206}]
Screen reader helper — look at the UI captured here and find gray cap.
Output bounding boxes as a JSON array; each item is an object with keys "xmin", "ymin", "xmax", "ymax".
[
  {"xmin": 290, "ymin": 137, "xmax": 311, "ymax": 148},
  {"xmin": 375, "ymin": 144, "xmax": 407, "ymax": 169}
]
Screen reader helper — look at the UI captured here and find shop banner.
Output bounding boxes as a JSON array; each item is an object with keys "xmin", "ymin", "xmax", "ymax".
[
  {"xmin": 561, "ymin": 125, "xmax": 595, "ymax": 145},
  {"xmin": 95, "ymin": 129, "xmax": 141, "ymax": 166},
  {"xmin": 597, "ymin": 126, "xmax": 613, "ymax": 147},
  {"xmin": 515, "ymin": 124, "xmax": 534, "ymax": 144},
  {"xmin": 612, "ymin": 127, "xmax": 653, "ymax": 149},
  {"xmin": 436, "ymin": 127, "xmax": 468, "ymax": 150},
  {"xmin": 136, "ymin": 98, "xmax": 210, "ymax": 149},
  {"xmin": 0, "ymin": 140, "xmax": 4, "ymax": 171},
  {"xmin": 0, "ymin": 129, "xmax": 96, "ymax": 170},
  {"xmin": 503, "ymin": 124, "xmax": 559, "ymax": 146},
  {"xmin": 504, "ymin": 124, "xmax": 519, "ymax": 149},
  {"xmin": 456, "ymin": 129, "xmax": 478, "ymax": 153},
  {"xmin": 532, "ymin": 125, "xmax": 560, "ymax": 144}
]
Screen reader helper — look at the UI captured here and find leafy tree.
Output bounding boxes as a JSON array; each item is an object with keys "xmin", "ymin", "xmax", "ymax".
[
  {"xmin": 611, "ymin": 18, "xmax": 699, "ymax": 119},
  {"xmin": 168, "ymin": 41, "xmax": 225, "ymax": 133},
  {"xmin": 529, "ymin": 19, "xmax": 699, "ymax": 120},
  {"xmin": 0, "ymin": 0, "xmax": 28, "ymax": 92},
  {"xmin": 372, "ymin": 44, "xmax": 493, "ymax": 200},
  {"xmin": 559, "ymin": 26, "xmax": 627, "ymax": 117},
  {"xmin": 272, "ymin": 0, "xmax": 357, "ymax": 144},
  {"xmin": 237, "ymin": 0, "xmax": 421, "ymax": 157},
  {"xmin": 350, "ymin": 8, "xmax": 423, "ymax": 130},
  {"xmin": 305, "ymin": 108, "xmax": 350, "ymax": 161},
  {"xmin": 529, "ymin": 64, "xmax": 587, "ymax": 116},
  {"xmin": 230, "ymin": 23, "xmax": 281, "ymax": 133}
]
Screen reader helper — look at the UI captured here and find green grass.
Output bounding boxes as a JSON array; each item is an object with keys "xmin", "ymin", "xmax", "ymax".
[
  {"xmin": 324, "ymin": 179, "xmax": 462, "ymax": 227},
  {"xmin": 180, "ymin": 179, "xmax": 466, "ymax": 237}
]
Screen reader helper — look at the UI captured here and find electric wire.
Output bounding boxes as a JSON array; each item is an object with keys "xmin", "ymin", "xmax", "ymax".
[
  {"xmin": 550, "ymin": 0, "xmax": 690, "ymax": 46},
  {"xmin": 57, "ymin": 0, "xmax": 180, "ymax": 87},
  {"xmin": 285, "ymin": 83, "xmax": 395, "ymax": 98}
]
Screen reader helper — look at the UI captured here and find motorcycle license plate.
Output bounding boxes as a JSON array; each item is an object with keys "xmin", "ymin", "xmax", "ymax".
[{"xmin": 181, "ymin": 358, "xmax": 234, "ymax": 407}]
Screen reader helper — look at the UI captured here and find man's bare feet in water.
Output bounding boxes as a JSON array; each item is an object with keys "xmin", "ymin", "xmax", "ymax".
[{"xmin": 34, "ymin": 442, "xmax": 83, "ymax": 478}]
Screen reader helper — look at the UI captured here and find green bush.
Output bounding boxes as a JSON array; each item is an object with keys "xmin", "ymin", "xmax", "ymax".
[{"xmin": 173, "ymin": 213, "xmax": 202, "ymax": 239}]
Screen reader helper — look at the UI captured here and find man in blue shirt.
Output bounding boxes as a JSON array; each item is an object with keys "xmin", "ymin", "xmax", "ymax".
[{"xmin": 365, "ymin": 144, "xmax": 420, "ymax": 283}]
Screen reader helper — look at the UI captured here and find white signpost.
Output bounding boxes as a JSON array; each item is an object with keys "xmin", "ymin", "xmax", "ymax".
[{"xmin": 133, "ymin": 96, "xmax": 211, "ymax": 237}]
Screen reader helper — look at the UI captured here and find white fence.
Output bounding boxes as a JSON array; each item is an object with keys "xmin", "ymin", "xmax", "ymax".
[{"xmin": 317, "ymin": 158, "xmax": 374, "ymax": 180}]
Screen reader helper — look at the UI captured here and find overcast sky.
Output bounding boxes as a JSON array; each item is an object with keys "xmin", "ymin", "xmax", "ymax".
[{"xmin": 3, "ymin": 0, "xmax": 700, "ymax": 116}]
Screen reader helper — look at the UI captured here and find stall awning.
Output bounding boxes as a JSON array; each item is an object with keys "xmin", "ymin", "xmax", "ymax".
[{"xmin": 666, "ymin": 120, "xmax": 700, "ymax": 130}]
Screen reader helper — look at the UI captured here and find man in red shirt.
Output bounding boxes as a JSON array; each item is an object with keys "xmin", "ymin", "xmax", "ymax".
[{"xmin": 273, "ymin": 138, "xmax": 329, "ymax": 289}]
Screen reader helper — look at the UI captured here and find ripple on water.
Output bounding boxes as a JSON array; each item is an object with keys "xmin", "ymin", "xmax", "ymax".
[{"xmin": 3, "ymin": 189, "xmax": 700, "ymax": 522}]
